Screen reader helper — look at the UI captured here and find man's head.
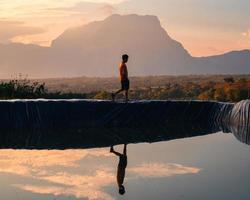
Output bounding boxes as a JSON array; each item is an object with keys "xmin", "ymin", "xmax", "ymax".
[
  {"xmin": 122, "ymin": 54, "xmax": 129, "ymax": 63},
  {"xmin": 119, "ymin": 185, "xmax": 125, "ymax": 195}
]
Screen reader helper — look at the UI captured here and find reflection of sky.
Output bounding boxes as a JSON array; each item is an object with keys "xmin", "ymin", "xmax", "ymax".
[
  {"xmin": 0, "ymin": 149, "xmax": 200, "ymax": 200},
  {"xmin": 0, "ymin": 132, "xmax": 250, "ymax": 200}
]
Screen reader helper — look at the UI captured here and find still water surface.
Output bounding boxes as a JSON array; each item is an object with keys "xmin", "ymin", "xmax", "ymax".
[{"xmin": 0, "ymin": 130, "xmax": 249, "ymax": 200}]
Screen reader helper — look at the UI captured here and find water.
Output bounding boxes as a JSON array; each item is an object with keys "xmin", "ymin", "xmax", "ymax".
[
  {"xmin": 0, "ymin": 130, "xmax": 249, "ymax": 200},
  {"xmin": 0, "ymin": 99, "xmax": 249, "ymax": 199}
]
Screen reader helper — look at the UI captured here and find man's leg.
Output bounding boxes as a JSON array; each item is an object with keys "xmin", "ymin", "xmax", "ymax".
[
  {"xmin": 115, "ymin": 89, "xmax": 123, "ymax": 95},
  {"xmin": 112, "ymin": 89, "xmax": 123, "ymax": 101},
  {"xmin": 125, "ymin": 90, "xmax": 129, "ymax": 103},
  {"xmin": 124, "ymin": 79, "xmax": 129, "ymax": 103}
]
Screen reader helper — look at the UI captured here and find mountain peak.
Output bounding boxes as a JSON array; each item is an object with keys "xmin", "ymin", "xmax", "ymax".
[
  {"xmin": 105, "ymin": 13, "xmax": 160, "ymax": 23},
  {"xmin": 0, "ymin": 14, "xmax": 249, "ymax": 78},
  {"xmin": 52, "ymin": 14, "xmax": 173, "ymax": 49}
]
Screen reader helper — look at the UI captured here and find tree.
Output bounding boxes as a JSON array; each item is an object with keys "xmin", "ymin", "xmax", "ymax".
[
  {"xmin": 214, "ymin": 88, "xmax": 227, "ymax": 102},
  {"xmin": 224, "ymin": 77, "xmax": 235, "ymax": 84}
]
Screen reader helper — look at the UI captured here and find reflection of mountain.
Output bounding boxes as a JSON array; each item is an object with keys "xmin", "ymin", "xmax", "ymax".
[{"xmin": 0, "ymin": 14, "xmax": 250, "ymax": 78}]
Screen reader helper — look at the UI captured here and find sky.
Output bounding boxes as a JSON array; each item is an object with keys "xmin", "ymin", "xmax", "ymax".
[{"xmin": 0, "ymin": 0, "xmax": 250, "ymax": 56}]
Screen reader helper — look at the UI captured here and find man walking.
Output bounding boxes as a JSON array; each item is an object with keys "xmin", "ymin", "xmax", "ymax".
[{"xmin": 112, "ymin": 54, "xmax": 130, "ymax": 102}]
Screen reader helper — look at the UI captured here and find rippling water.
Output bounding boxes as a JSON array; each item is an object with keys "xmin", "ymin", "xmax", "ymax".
[{"xmin": 0, "ymin": 129, "xmax": 249, "ymax": 200}]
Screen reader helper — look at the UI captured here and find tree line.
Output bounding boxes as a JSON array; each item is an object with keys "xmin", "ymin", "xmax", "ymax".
[
  {"xmin": 93, "ymin": 77, "xmax": 250, "ymax": 102},
  {"xmin": 0, "ymin": 76, "xmax": 249, "ymax": 102}
]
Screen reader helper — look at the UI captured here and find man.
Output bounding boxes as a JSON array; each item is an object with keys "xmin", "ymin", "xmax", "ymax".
[
  {"xmin": 110, "ymin": 144, "xmax": 127, "ymax": 195},
  {"xmin": 112, "ymin": 54, "xmax": 130, "ymax": 102}
]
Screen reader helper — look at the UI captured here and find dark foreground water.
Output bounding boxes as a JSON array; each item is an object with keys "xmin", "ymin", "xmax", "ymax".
[{"xmin": 0, "ymin": 130, "xmax": 249, "ymax": 200}]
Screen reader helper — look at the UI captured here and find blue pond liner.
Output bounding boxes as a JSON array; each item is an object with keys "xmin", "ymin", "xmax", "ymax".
[
  {"xmin": 0, "ymin": 99, "xmax": 241, "ymax": 130},
  {"xmin": 0, "ymin": 99, "xmax": 249, "ymax": 149}
]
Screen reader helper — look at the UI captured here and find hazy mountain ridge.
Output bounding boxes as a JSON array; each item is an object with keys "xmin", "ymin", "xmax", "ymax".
[
  {"xmin": 0, "ymin": 14, "xmax": 249, "ymax": 78},
  {"xmin": 194, "ymin": 49, "xmax": 250, "ymax": 74}
]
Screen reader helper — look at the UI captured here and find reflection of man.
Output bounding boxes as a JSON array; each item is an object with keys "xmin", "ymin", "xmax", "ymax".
[{"xmin": 110, "ymin": 144, "xmax": 127, "ymax": 195}]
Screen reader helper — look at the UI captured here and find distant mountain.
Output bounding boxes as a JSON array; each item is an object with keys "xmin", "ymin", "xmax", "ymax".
[
  {"xmin": 194, "ymin": 50, "xmax": 250, "ymax": 74},
  {"xmin": 0, "ymin": 14, "xmax": 249, "ymax": 78}
]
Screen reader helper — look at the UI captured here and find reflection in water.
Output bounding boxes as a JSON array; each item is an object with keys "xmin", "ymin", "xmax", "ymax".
[
  {"xmin": 230, "ymin": 125, "xmax": 250, "ymax": 145},
  {"xmin": 1, "ymin": 149, "xmax": 115, "ymax": 200},
  {"xmin": 110, "ymin": 144, "xmax": 127, "ymax": 195},
  {"xmin": 0, "ymin": 120, "xmax": 249, "ymax": 199},
  {"xmin": 0, "ymin": 149, "xmax": 201, "ymax": 200},
  {"xmin": 128, "ymin": 163, "xmax": 201, "ymax": 178},
  {"xmin": 0, "ymin": 121, "xmax": 249, "ymax": 150},
  {"xmin": 0, "ymin": 122, "xmax": 225, "ymax": 149}
]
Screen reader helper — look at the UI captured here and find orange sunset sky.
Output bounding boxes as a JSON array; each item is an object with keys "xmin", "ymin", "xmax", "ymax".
[{"xmin": 0, "ymin": 0, "xmax": 250, "ymax": 56}]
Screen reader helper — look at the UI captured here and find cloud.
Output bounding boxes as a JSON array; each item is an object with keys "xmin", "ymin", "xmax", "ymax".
[
  {"xmin": 0, "ymin": 20, "xmax": 44, "ymax": 43},
  {"xmin": 51, "ymin": 1, "xmax": 115, "ymax": 13},
  {"xmin": 0, "ymin": 149, "xmax": 111, "ymax": 176},
  {"xmin": 13, "ymin": 162, "xmax": 200, "ymax": 200},
  {"xmin": 0, "ymin": 150, "xmax": 200, "ymax": 200},
  {"xmin": 3, "ymin": 1, "xmax": 118, "ymax": 46},
  {"xmin": 15, "ymin": 169, "xmax": 115, "ymax": 200},
  {"xmin": 242, "ymin": 29, "xmax": 250, "ymax": 37},
  {"xmin": 15, "ymin": 184, "xmax": 114, "ymax": 200},
  {"xmin": 47, "ymin": 1, "xmax": 116, "ymax": 21},
  {"xmin": 0, "ymin": 149, "xmax": 114, "ymax": 200},
  {"xmin": 128, "ymin": 163, "xmax": 201, "ymax": 178}
]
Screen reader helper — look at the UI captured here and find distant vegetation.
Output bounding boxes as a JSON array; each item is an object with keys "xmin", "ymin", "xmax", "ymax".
[
  {"xmin": 0, "ymin": 75, "xmax": 249, "ymax": 102},
  {"xmin": 91, "ymin": 76, "xmax": 250, "ymax": 102},
  {"xmin": 0, "ymin": 76, "xmax": 86, "ymax": 99},
  {"xmin": 132, "ymin": 77, "xmax": 250, "ymax": 102},
  {"xmin": 0, "ymin": 78, "xmax": 46, "ymax": 99}
]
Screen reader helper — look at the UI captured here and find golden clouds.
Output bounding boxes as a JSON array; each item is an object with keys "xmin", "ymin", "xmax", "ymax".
[
  {"xmin": 243, "ymin": 29, "xmax": 250, "ymax": 38},
  {"xmin": 15, "ymin": 169, "xmax": 115, "ymax": 200},
  {"xmin": 0, "ymin": 149, "xmax": 111, "ymax": 175},
  {"xmin": 0, "ymin": 149, "xmax": 115, "ymax": 200},
  {"xmin": 0, "ymin": 20, "xmax": 44, "ymax": 43},
  {"xmin": 0, "ymin": 1, "xmax": 118, "ymax": 46},
  {"xmin": 129, "ymin": 163, "xmax": 201, "ymax": 177},
  {"xmin": 0, "ymin": 149, "xmax": 201, "ymax": 200}
]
